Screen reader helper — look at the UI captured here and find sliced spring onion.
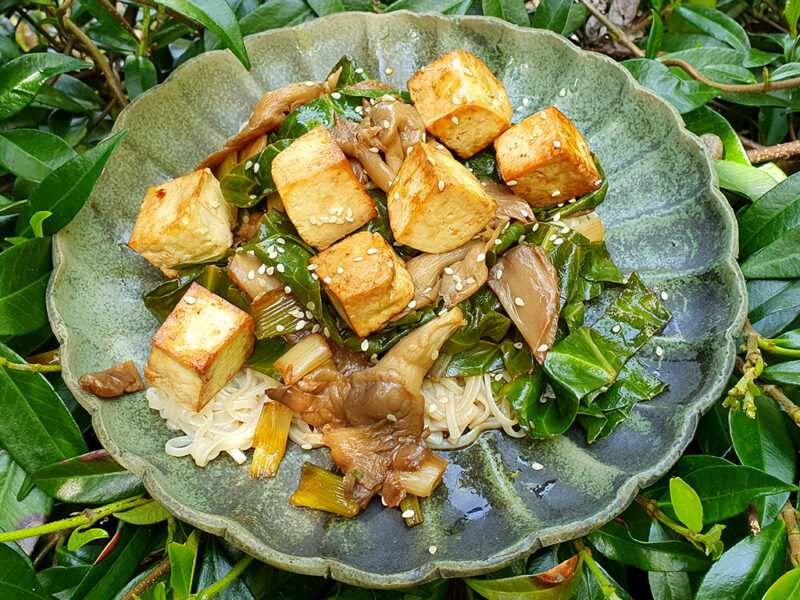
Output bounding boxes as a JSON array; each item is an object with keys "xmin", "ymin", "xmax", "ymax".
[
  {"xmin": 249, "ymin": 289, "xmax": 312, "ymax": 339},
  {"xmin": 290, "ymin": 462, "xmax": 361, "ymax": 517},
  {"xmin": 274, "ymin": 333, "xmax": 332, "ymax": 385},
  {"xmin": 560, "ymin": 211, "xmax": 604, "ymax": 242},
  {"xmin": 228, "ymin": 252, "xmax": 282, "ymax": 301},
  {"xmin": 396, "ymin": 453, "xmax": 448, "ymax": 497},
  {"xmin": 399, "ymin": 494, "xmax": 424, "ymax": 528},
  {"xmin": 250, "ymin": 401, "xmax": 294, "ymax": 479}
]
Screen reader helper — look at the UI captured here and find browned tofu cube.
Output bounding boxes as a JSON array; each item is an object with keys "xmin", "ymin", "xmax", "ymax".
[
  {"xmin": 128, "ymin": 169, "xmax": 235, "ymax": 279},
  {"xmin": 309, "ymin": 232, "xmax": 414, "ymax": 337},
  {"xmin": 408, "ymin": 50, "xmax": 512, "ymax": 158},
  {"xmin": 271, "ymin": 126, "xmax": 377, "ymax": 249},
  {"xmin": 388, "ymin": 143, "xmax": 497, "ymax": 253},
  {"xmin": 144, "ymin": 283, "xmax": 255, "ymax": 412},
  {"xmin": 494, "ymin": 106, "xmax": 601, "ymax": 207}
]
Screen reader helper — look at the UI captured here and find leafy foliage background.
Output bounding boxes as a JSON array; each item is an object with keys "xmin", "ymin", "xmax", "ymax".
[{"xmin": 2, "ymin": 0, "xmax": 800, "ymax": 598}]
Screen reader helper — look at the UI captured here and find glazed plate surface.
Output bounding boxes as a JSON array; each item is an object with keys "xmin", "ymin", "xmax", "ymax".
[{"xmin": 47, "ymin": 12, "xmax": 746, "ymax": 588}]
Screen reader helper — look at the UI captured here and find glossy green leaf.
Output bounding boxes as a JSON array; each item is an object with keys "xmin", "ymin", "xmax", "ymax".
[
  {"xmin": 741, "ymin": 229, "xmax": 800, "ymax": 278},
  {"xmin": 483, "ymin": 0, "xmax": 529, "ymax": 27},
  {"xmin": 622, "ymin": 59, "xmax": 719, "ymax": 114},
  {"xmin": 787, "ymin": 0, "xmax": 800, "ymax": 38},
  {"xmin": 739, "ymin": 172, "xmax": 800, "ymax": 257},
  {"xmin": 0, "ymin": 53, "xmax": 89, "ymax": 121},
  {"xmin": 124, "ymin": 56, "xmax": 158, "ymax": 100},
  {"xmin": 32, "ymin": 450, "xmax": 144, "ymax": 504},
  {"xmin": 748, "ymin": 279, "xmax": 800, "ymax": 336},
  {"xmin": 464, "ymin": 148, "xmax": 501, "ymax": 182},
  {"xmin": 715, "ymin": 159, "xmax": 778, "ymax": 201},
  {"xmin": 695, "ymin": 520, "xmax": 786, "ymax": 600},
  {"xmin": 113, "ymin": 499, "xmax": 171, "ymax": 525},
  {"xmin": 17, "ymin": 130, "xmax": 128, "ymax": 237},
  {"xmin": 67, "ymin": 527, "xmax": 109, "ymax": 552},
  {"xmin": 530, "ymin": 0, "xmax": 571, "ymax": 34},
  {"xmin": 647, "ymin": 521, "xmax": 692, "ymax": 600},
  {"xmin": 465, "ymin": 554, "xmax": 583, "ymax": 599},
  {"xmin": 169, "ymin": 531, "xmax": 200, "ymax": 600},
  {"xmin": 307, "ymin": 0, "xmax": 346, "ymax": 16},
  {"xmin": 384, "ymin": 0, "xmax": 474, "ymax": 15},
  {"xmin": 500, "ymin": 368, "xmax": 544, "ymax": 437},
  {"xmin": 0, "ymin": 542, "xmax": 47, "ymax": 600},
  {"xmin": 196, "ymin": 538, "xmax": 255, "ymax": 600},
  {"xmin": 28, "ymin": 211, "xmax": 51, "ymax": 238},
  {"xmin": 0, "ymin": 236, "xmax": 51, "ymax": 336},
  {"xmin": 445, "ymin": 340, "xmax": 505, "ymax": 376},
  {"xmin": 761, "ymin": 359, "xmax": 800, "ymax": 385},
  {"xmin": 586, "ymin": 520, "xmax": 711, "ymax": 572},
  {"xmin": 36, "ymin": 566, "xmax": 91, "ymax": 600},
  {"xmin": 704, "ymin": 64, "xmax": 757, "ymax": 83},
  {"xmin": 155, "ymin": 0, "xmax": 249, "ymax": 69},
  {"xmin": 0, "ymin": 129, "xmax": 77, "ymax": 182},
  {"xmin": 523, "ymin": 223, "xmax": 583, "ymax": 309},
  {"xmin": 683, "ymin": 106, "xmax": 748, "ymax": 164},
  {"xmin": 646, "ymin": 11, "xmax": 663, "ymax": 60},
  {"xmin": 657, "ymin": 464, "xmax": 797, "ymax": 524},
  {"xmin": 442, "ymin": 288, "xmax": 510, "ymax": 354},
  {"xmin": 668, "ymin": 477, "xmax": 703, "ymax": 533},
  {"xmin": 220, "ymin": 139, "xmax": 291, "ymax": 207},
  {"xmin": 68, "ymin": 524, "xmax": 155, "ymax": 600},
  {"xmin": 674, "ymin": 5, "xmax": 749, "ymax": 50},
  {"xmin": 770, "ymin": 327, "xmax": 800, "ymax": 349},
  {"xmin": 592, "ymin": 358, "xmax": 667, "ymax": 411},
  {"xmin": 143, "ymin": 265, "xmax": 232, "ymax": 323},
  {"xmin": 277, "ymin": 96, "xmax": 336, "ymax": 139},
  {"xmin": 763, "ymin": 567, "xmax": 800, "ymax": 600},
  {"xmin": 238, "ymin": 0, "xmax": 315, "ymax": 36},
  {"xmin": 245, "ymin": 337, "xmax": 291, "ymax": 381},
  {"xmin": 0, "ymin": 451, "xmax": 52, "ymax": 555},
  {"xmin": 0, "ymin": 342, "xmax": 87, "ymax": 474}
]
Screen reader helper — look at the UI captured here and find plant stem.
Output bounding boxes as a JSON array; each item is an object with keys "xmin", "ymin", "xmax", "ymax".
[
  {"xmin": 579, "ymin": 0, "xmax": 645, "ymax": 57},
  {"xmin": 760, "ymin": 381, "xmax": 800, "ymax": 428},
  {"xmin": 0, "ymin": 496, "xmax": 147, "ymax": 543},
  {"xmin": 726, "ymin": 320, "xmax": 764, "ymax": 417},
  {"xmin": 96, "ymin": 0, "xmax": 140, "ymax": 42},
  {"xmin": 573, "ymin": 539, "xmax": 621, "ymax": 600},
  {"xmin": 780, "ymin": 501, "xmax": 800, "ymax": 568},
  {"xmin": 138, "ymin": 6, "xmax": 152, "ymax": 57},
  {"xmin": 747, "ymin": 140, "xmax": 800, "ymax": 164},
  {"xmin": 0, "ymin": 357, "xmax": 62, "ymax": 373},
  {"xmin": 134, "ymin": 0, "xmax": 201, "ymax": 31},
  {"xmin": 62, "ymin": 16, "xmax": 128, "ymax": 108},
  {"xmin": 120, "ymin": 554, "xmax": 171, "ymax": 600},
  {"xmin": 662, "ymin": 58, "xmax": 800, "ymax": 93},
  {"xmin": 196, "ymin": 555, "xmax": 254, "ymax": 600},
  {"xmin": 636, "ymin": 495, "xmax": 691, "ymax": 537},
  {"xmin": 758, "ymin": 337, "xmax": 800, "ymax": 358}
]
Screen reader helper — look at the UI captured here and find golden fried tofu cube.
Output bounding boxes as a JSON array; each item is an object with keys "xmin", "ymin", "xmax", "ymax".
[
  {"xmin": 387, "ymin": 143, "xmax": 497, "ymax": 253},
  {"xmin": 144, "ymin": 282, "xmax": 255, "ymax": 412},
  {"xmin": 271, "ymin": 126, "xmax": 377, "ymax": 250},
  {"xmin": 494, "ymin": 106, "xmax": 601, "ymax": 207},
  {"xmin": 128, "ymin": 169, "xmax": 235, "ymax": 279},
  {"xmin": 309, "ymin": 232, "xmax": 413, "ymax": 337},
  {"xmin": 408, "ymin": 50, "xmax": 512, "ymax": 158}
]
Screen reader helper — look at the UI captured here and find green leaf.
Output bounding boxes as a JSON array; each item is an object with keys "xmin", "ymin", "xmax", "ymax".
[
  {"xmin": 169, "ymin": 530, "xmax": 200, "ymax": 600},
  {"xmin": 0, "ymin": 236, "xmax": 51, "ymax": 336},
  {"xmin": 592, "ymin": 358, "xmax": 667, "ymax": 411},
  {"xmin": 445, "ymin": 340, "xmax": 505, "ymax": 376},
  {"xmin": 196, "ymin": 538, "xmax": 255, "ymax": 600},
  {"xmin": 0, "ymin": 53, "xmax": 89, "ymax": 121},
  {"xmin": 0, "ymin": 342, "xmax": 87, "ymax": 474},
  {"xmin": 68, "ymin": 524, "xmax": 155, "ymax": 600},
  {"xmin": 748, "ymin": 279, "xmax": 800, "ymax": 336},
  {"xmin": 531, "ymin": 0, "xmax": 571, "ymax": 34},
  {"xmin": 32, "ymin": 450, "xmax": 144, "ymax": 504},
  {"xmin": 647, "ymin": 521, "xmax": 692, "ymax": 600},
  {"xmin": 220, "ymin": 139, "xmax": 291, "ymax": 207},
  {"xmin": 17, "ymin": 130, "xmax": 128, "ymax": 237},
  {"xmin": 277, "ymin": 96, "xmax": 336, "ymax": 139},
  {"xmin": 464, "ymin": 554, "xmax": 583, "ymax": 599},
  {"xmin": 245, "ymin": 337, "xmax": 291, "ymax": 381},
  {"xmin": 483, "ymin": 0, "xmax": 530, "ymax": 27},
  {"xmin": 740, "ymin": 228, "xmax": 800, "ymax": 279},
  {"xmin": 124, "ymin": 56, "xmax": 158, "ymax": 100},
  {"xmin": 761, "ymin": 359, "xmax": 800, "ymax": 385},
  {"xmin": 715, "ymin": 159, "xmax": 778, "ymax": 201},
  {"xmin": 763, "ymin": 567, "xmax": 800, "ymax": 600},
  {"xmin": 239, "ymin": 0, "xmax": 315, "ymax": 36},
  {"xmin": 668, "ymin": 477, "xmax": 703, "ymax": 533},
  {"xmin": 143, "ymin": 265, "xmax": 232, "ymax": 323},
  {"xmin": 442, "ymin": 288, "xmax": 510, "ymax": 354},
  {"xmin": 704, "ymin": 64, "xmax": 757, "ymax": 84},
  {"xmin": 0, "ymin": 541, "xmax": 47, "ymax": 600},
  {"xmin": 544, "ymin": 273, "xmax": 671, "ymax": 402},
  {"xmin": 36, "ymin": 566, "xmax": 91, "ymax": 600},
  {"xmin": 729, "ymin": 393, "xmax": 796, "ymax": 523},
  {"xmin": 0, "ymin": 449, "xmax": 52, "ymax": 532},
  {"xmin": 622, "ymin": 59, "xmax": 719, "ymax": 114},
  {"xmin": 67, "ymin": 527, "xmax": 110, "ymax": 552},
  {"xmin": 28, "ymin": 211, "xmax": 51, "ymax": 238},
  {"xmin": 307, "ymin": 0, "xmax": 346, "ymax": 16},
  {"xmin": 788, "ymin": 0, "xmax": 800, "ymax": 38},
  {"xmin": 695, "ymin": 520, "xmax": 786, "ymax": 600},
  {"xmin": 384, "ymin": 0, "xmax": 474, "ymax": 14},
  {"xmin": 674, "ymin": 5, "xmax": 749, "ymax": 50},
  {"xmin": 113, "ymin": 499, "xmax": 170, "ymax": 525},
  {"xmin": 657, "ymin": 464, "xmax": 797, "ymax": 524},
  {"xmin": 684, "ymin": 107, "xmax": 749, "ymax": 164},
  {"xmin": 502, "ymin": 367, "xmax": 580, "ymax": 438},
  {"xmin": 0, "ymin": 129, "xmax": 77, "ymax": 182},
  {"xmin": 586, "ymin": 520, "xmax": 711, "ymax": 572},
  {"xmin": 646, "ymin": 11, "xmax": 663, "ymax": 60},
  {"xmin": 739, "ymin": 173, "xmax": 800, "ymax": 257},
  {"xmin": 155, "ymin": 0, "xmax": 249, "ymax": 69}
]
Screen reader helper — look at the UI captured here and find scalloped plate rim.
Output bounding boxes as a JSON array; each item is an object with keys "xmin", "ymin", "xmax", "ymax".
[{"xmin": 46, "ymin": 11, "xmax": 747, "ymax": 588}]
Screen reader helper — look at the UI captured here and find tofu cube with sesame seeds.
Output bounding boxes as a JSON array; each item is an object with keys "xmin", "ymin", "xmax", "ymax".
[
  {"xmin": 144, "ymin": 282, "xmax": 255, "ymax": 412},
  {"xmin": 407, "ymin": 50, "xmax": 513, "ymax": 159},
  {"xmin": 387, "ymin": 143, "xmax": 497, "ymax": 253},
  {"xmin": 127, "ymin": 169, "xmax": 236, "ymax": 279},
  {"xmin": 271, "ymin": 126, "xmax": 377, "ymax": 250},
  {"xmin": 494, "ymin": 106, "xmax": 601, "ymax": 208},
  {"xmin": 309, "ymin": 231, "xmax": 414, "ymax": 337}
]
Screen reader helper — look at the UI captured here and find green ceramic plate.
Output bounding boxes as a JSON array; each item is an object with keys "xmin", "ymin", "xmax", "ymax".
[{"xmin": 47, "ymin": 12, "xmax": 746, "ymax": 588}]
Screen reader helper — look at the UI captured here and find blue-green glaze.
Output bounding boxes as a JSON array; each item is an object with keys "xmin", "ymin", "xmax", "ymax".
[{"xmin": 47, "ymin": 12, "xmax": 747, "ymax": 588}]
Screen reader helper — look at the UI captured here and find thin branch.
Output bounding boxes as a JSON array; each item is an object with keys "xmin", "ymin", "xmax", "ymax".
[
  {"xmin": 662, "ymin": 58, "xmax": 800, "ymax": 93},
  {"xmin": 120, "ymin": 554, "xmax": 171, "ymax": 600},
  {"xmin": 760, "ymin": 380, "xmax": 800, "ymax": 428},
  {"xmin": 738, "ymin": 134, "xmax": 765, "ymax": 151},
  {"xmin": 15, "ymin": 8, "xmax": 63, "ymax": 51},
  {"xmin": 579, "ymin": 0, "xmax": 645, "ymax": 58},
  {"xmin": 62, "ymin": 16, "xmax": 128, "ymax": 108},
  {"xmin": 133, "ymin": 0, "xmax": 201, "ymax": 31},
  {"xmin": 96, "ymin": 0, "xmax": 140, "ymax": 42},
  {"xmin": 0, "ymin": 357, "xmax": 61, "ymax": 373},
  {"xmin": 747, "ymin": 140, "xmax": 800, "ymax": 164},
  {"xmin": 747, "ymin": 502, "xmax": 761, "ymax": 536},
  {"xmin": 780, "ymin": 501, "xmax": 800, "ymax": 568}
]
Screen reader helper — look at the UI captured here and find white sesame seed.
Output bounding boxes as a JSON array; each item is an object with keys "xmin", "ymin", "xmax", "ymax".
[
  {"xmin": 428, "ymin": 404, "xmax": 438, "ymax": 415},
  {"xmin": 451, "ymin": 116, "xmax": 459, "ymax": 124},
  {"xmin": 346, "ymin": 216, "xmax": 355, "ymax": 222},
  {"xmin": 253, "ymin": 163, "xmax": 260, "ymax": 173},
  {"xmin": 429, "ymin": 545, "xmax": 437, "ymax": 555},
  {"xmin": 522, "ymin": 97, "xmax": 530, "ymax": 106},
  {"xmin": 516, "ymin": 105, "xmax": 524, "ymax": 112},
  {"xmin": 507, "ymin": 180, "xmax": 518, "ymax": 186},
  {"xmin": 513, "ymin": 342, "xmax": 524, "ymax": 350},
  {"xmin": 184, "ymin": 296, "xmax": 195, "ymax": 304},
  {"xmin": 382, "ymin": 119, "xmax": 390, "ymax": 129},
  {"xmin": 466, "ymin": 277, "xmax": 475, "ymax": 285},
  {"xmin": 361, "ymin": 340, "xmax": 369, "ymax": 352},
  {"xmin": 494, "ymin": 373, "xmax": 503, "ymax": 381},
  {"xmin": 540, "ymin": 111, "xmax": 547, "ymax": 120},
  {"xmin": 531, "ymin": 462, "xmax": 544, "ymax": 471},
  {"xmin": 312, "ymin": 324, "xmax": 320, "ymax": 333},
  {"xmin": 594, "ymin": 179, "xmax": 603, "ymax": 186},
  {"xmin": 277, "ymin": 264, "xmax": 285, "ymax": 273},
  {"xmin": 496, "ymin": 269, "xmax": 503, "ymax": 279},
  {"xmin": 537, "ymin": 344, "xmax": 548, "ymax": 352},
  {"xmin": 386, "ymin": 413, "xmax": 397, "ymax": 422},
  {"xmin": 474, "ymin": 253, "xmax": 485, "ymax": 263},
  {"xmin": 455, "ymin": 282, "xmax": 463, "ymax": 291},
  {"xmin": 249, "ymin": 194, "xmax": 257, "ymax": 200},
  {"xmin": 284, "ymin": 286, "xmax": 291, "ymax": 294},
  {"xmin": 267, "ymin": 266, "xmax": 275, "ymax": 275},
  {"xmin": 276, "ymin": 324, "xmax": 285, "ymax": 332},
  {"xmin": 553, "ymin": 213, "xmax": 561, "ymax": 222},
  {"xmin": 331, "ymin": 92, "xmax": 342, "ymax": 99},
  {"xmin": 551, "ymin": 190, "xmax": 561, "ymax": 197},
  {"xmin": 612, "ymin": 324, "xmax": 621, "ymax": 333},
  {"xmin": 247, "ymin": 269, "xmax": 255, "ymax": 280},
  {"xmin": 367, "ymin": 248, "xmax": 378, "ymax": 255},
  {"xmin": 553, "ymin": 140, "xmax": 561, "ymax": 148},
  {"xmin": 301, "ymin": 443, "xmax": 313, "ymax": 450},
  {"xmin": 557, "ymin": 202, "xmax": 564, "ymax": 207},
  {"xmin": 431, "ymin": 350, "xmax": 439, "ymax": 360},
  {"xmin": 355, "ymin": 67, "xmax": 364, "ymax": 74},
  {"xmin": 549, "ymin": 234, "xmax": 557, "ymax": 241},
  {"xmin": 562, "ymin": 226, "xmax": 570, "ymax": 234},
  {"xmin": 438, "ymin": 180, "xmax": 445, "ymax": 191},
  {"xmin": 532, "ymin": 223, "xmax": 540, "ymax": 232},
  {"xmin": 245, "ymin": 161, "xmax": 253, "ymax": 170},
  {"xmin": 307, "ymin": 301, "xmax": 315, "ymax": 310},
  {"xmin": 295, "ymin": 320, "xmax": 306, "ymax": 331},
  {"xmin": 408, "ymin": 300, "xmax": 417, "ymax": 309},
  {"xmin": 622, "ymin": 278, "xmax": 629, "ymax": 284},
  {"xmin": 656, "ymin": 346, "xmax": 664, "ymax": 357},
  {"xmin": 494, "ymin": 239, "xmax": 502, "ymax": 246},
  {"xmin": 385, "ymin": 67, "xmax": 394, "ymax": 75},
  {"xmin": 554, "ymin": 238, "xmax": 564, "ymax": 246},
  {"xmin": 257, "ymin": 264, "xmax": 266, "ymax": 275},
  {"xmin": 337, "ymin": 267, "xmax": 344, "ymax": 274},
  {"xmin": 369, "ymin": 146, "xmax": 380, "ymax": 153},
  {"xmin": 559, "ymin": 88, "xmax": 566, "ymax": 96},
  {"xmin": 323, "ymin": 276, "xmax": 332, "ymax": 284},
  {"xmin": 211, "ymin": 201, "xmax": 219, "ymax": 209},
  {"xmin": 355, "ymin": 106, "xmax": 363, "ymax": 114},
  {"xmin": 401, "ymin": 509, "xmax": 415, "ymax": 518},
  {"xmin": 305, "ymin": 80, "xmax": 315, "ymax": 87},
  {"xmin": 569, "ymin": 198, "xmax": 577, "ymax": 204},
  {"xmin": 481, "ymin": 181, "xmax": 488, "ymax": 187},
  {"xmin": 514, "ymin": 297, "xmax": 525, "ymax": 306},
  {"xmin": 661, "ymin": 291, "xmax": 669, "ymax": 301}
]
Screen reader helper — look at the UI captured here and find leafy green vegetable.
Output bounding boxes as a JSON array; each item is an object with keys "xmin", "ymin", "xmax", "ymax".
[
  {"xmin": 220, "ymin": 139, "xmax": 292, "ymax": 207},
  {"xmin": 246, "ymin": 337, "xmax": 291, "ymax": 380},
  {"xmin": 523, "ymin": 222, "xmax": 583, "ymax": 309},
  {"xmin": 277, "ymin": 96, "xmax": 336, "ymax": 139},
  {"xmin": 444, "ymin": 340, "xmax": 505, "ymax": 376},
  {"xmin": 442, "ymin": 287, "xmax": 510, "ymax": 354},
  {"xmin": 328, "ymin": 55, "xmax": 371, "ymax": 90},
  {"xmin": 143, "ymin": 265, "xmax": 233, "ymax": 323},
  {"xmin": 533, "ymin": 156, "xmax": 607, "ymax": 221},
  {"xmin": 497, "ymin": 367, "xmax": 545, "ymax": 437},
  {"xmin": 463, "ymin": 148, "xmax": 502, "ymax": 182},
  {"xmin": 623, "ymin": 58, "xmax": 719, "ymax": 113}
]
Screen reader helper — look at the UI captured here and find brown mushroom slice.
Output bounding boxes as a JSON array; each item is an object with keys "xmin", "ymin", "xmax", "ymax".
[
  {"xmin": 198, "ymin": 72, "xmax": 340, "ymax": 170},
  {"xmin": 440, "ymin": 243, "xmax": 489, "ymax": 306},
  {"xmin": 79, "ymin": 360, "xmax": 144, "ymax": 398},
  {"xmin": 487, "ymin": 245, "xmax": 559, "ymax": 364},
  {"xmin": 228, "ymin": 251, "xmax": 282, "ymax": 301},
  {"xmin": 482, "ymin": 181, "xmax": 535, "ymax": 223}
]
